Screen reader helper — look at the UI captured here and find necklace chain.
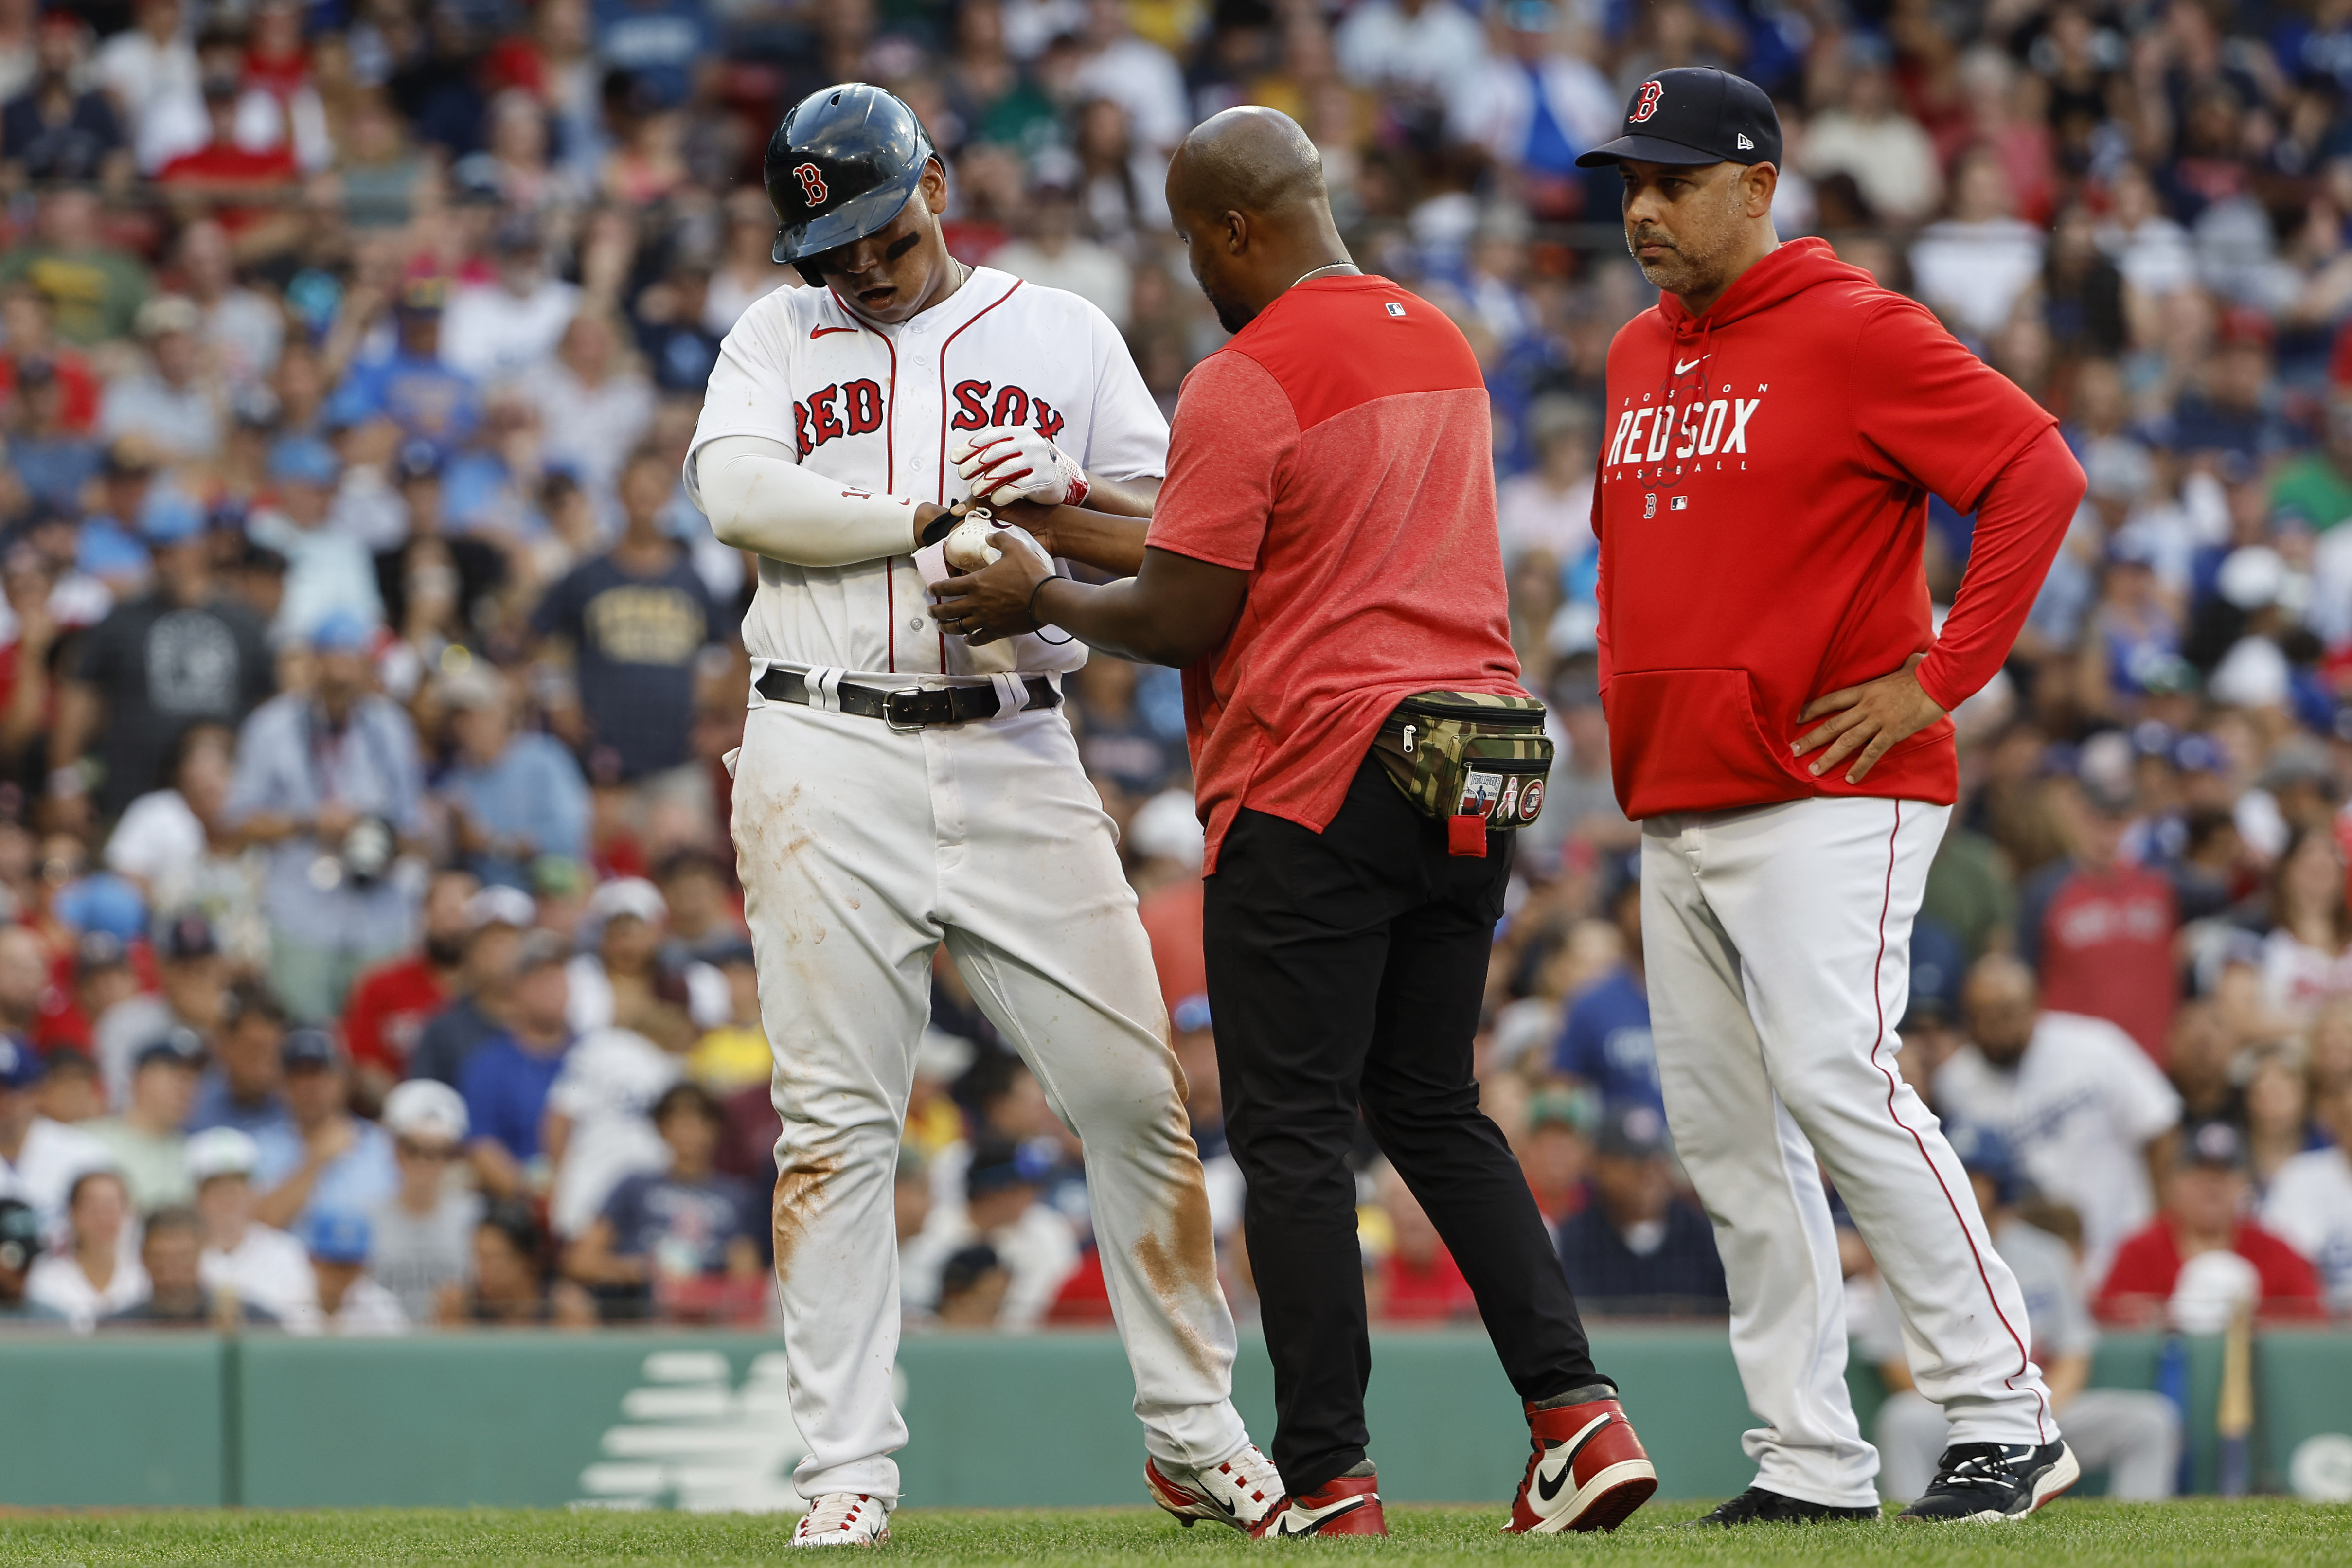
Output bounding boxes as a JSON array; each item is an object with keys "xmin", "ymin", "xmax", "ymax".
[{"xmin": 1293, "ymin": 261, "xmax": 1360, "ymax": 285}]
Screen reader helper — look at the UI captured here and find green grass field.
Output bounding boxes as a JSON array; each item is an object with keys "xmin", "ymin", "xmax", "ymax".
[{"xmin": 1, "ymin": 1501, "xmax": 2344, "ymax": 1567}]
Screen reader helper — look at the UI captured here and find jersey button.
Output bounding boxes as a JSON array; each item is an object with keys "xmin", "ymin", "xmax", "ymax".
[{"xmin": 908, "ymin": 618, "xmax": 924, "ymax": 631}]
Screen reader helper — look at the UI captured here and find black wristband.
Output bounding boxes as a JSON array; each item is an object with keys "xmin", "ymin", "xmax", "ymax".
[
  {"xmin": 1024, "ymin": 573, "xmax": 1059, "ymax": 629},
  {"xmin": 917, "ymin": 503, "xmax": 967, "ymax": 549}
]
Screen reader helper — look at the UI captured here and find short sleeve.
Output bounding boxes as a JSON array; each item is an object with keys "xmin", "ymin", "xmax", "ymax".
[
  {"xmin": 1081, "ymin": 302, "xmax": 1171, "ymax": 481},
  {"xmin": 687, "ymin": 303, "xmax": 803, "ymax": 481},
  {"xmin": 1850, "ymin": 298, "xmax": 2057, "ymax": 514},
  {"xmin": 68, "ymin": 611, "xmax": 125, "ymax": 687},
  {"xmin": 529, "ymin": 564, "xmax": 583, "ymax": 642},
  {"xmin": 1144, "ymin": 352, "xmax": 1299, "ymax": 572}
]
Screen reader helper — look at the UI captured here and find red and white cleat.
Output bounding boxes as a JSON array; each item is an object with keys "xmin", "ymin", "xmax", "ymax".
[
  {"xmin": 1144, "ymin": 1443, "xmax": 1283, "ymax": 1532},
  {"xmin": 1504, "ymin": 1393, "xmax": 1658, "ymax": 1534},
  {"xmin": 789, "ymin": 1493, "xmax": 891, "ymax": 1547},
  {"xmin": 1250, "ymin": 1465, "xmax": 1389, "ymax": 1539}
]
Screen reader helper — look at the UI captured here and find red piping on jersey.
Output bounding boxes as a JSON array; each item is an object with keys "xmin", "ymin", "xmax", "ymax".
[
  {"xmin": 828, "ymin": 285, "xmax": 902, "ymax": 670},
  {"xmin": 1866, "ymin": 800, "xmax": 2049, "ymax": 1442},
  {"xmin": 934, "ymin": 277, "xmax": 1023, "ymax": 672}
]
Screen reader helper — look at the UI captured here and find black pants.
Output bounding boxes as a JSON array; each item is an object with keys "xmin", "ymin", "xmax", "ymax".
[{"xmin": 1204, "ymin": 755, "xmax": 1605, "ymax": 1495}]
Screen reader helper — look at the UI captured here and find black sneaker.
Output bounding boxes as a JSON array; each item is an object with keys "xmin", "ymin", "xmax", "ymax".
[
  {"xmin": 1677, "ymin": 1488, "xmax": 1881, "ymax": 1527},
  {"xmin": 1896, "ymin": 1441, "xmax": 2079, "ymax": 1522}
]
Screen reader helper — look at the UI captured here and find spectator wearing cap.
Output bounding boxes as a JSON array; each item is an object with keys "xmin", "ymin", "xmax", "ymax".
[
  {"xmin": 2014, "ymin": 766, "xmax": 2181, "ymax": 1059},
  {"xmin": 409, "ymin": 883, "xmax": 537, "ymax": 1087},
  {"xmin": 185, "ymin": 979, "xmax": 295, "ymax": 1143},
  {"xmin": 1553, "ymin": 1105, "xmax": 1727, "ymax": 1316},
  {"xmin": 251, "ymin": 1029, "xmax": 396, "ymax": 1232},
  {"xmin": 50, "ymin": 483, "xmax": 271, "ymax": 825},
  {"xmin": 372, "ymin": 442, "xmax": 512, "ymax": 628},
  {"xmin": 901, "ymin": 1135, "xmax": 1078, "ymax": 1333},
  {"xmin": 322, "ymin": 278, "xmax": 481, "ymax": 453},
  {"xmin": 344, "ymin": 868, "xmax": 476, "ymax": 1094},
  {"xmin": 0, "ymin": 185, "xmax": 151, "ymax": 346},
  {"xmin": 1520, "ymin": 1087, "xmax": 1593, "ymax": 1228},
  {"xmin": 74, "ymin": 440, "xmax": 165, "ymax": 601},
  {"xmin": 460, "ymin": 931, "xmax": 576, "ymax": 1193},
  {"xmin": 303, "ymin": 1211, "xmax": 408, "ymax": 1335},
  {"xmin": 684, "ymin": 940, "xmax": 768, "ymax": 1094},
  {"xmin": 35, "ymin": 1049, "xmax": 103, "ymax": 1126},
  {"xmin": 24, "ymin": 1168, "xmax": 145, "ymax": 1333},
  {"xmin": 224, "ymin": 611, "xmax": 425, "ymax": 1022},
  {"xmin": 441, "ymin": 212, "xmax": 582, "ymax": 382},
  {"xmin": 82, "ymin": 1028, "xmax": 204, "ymax": 1210},
  {"xmin": 4, "ymin": 355, "xmax": 100, "ymax": 512},
  {"xmin": 43, "ymin": 930, "xmax": 141, "ymax": 1063},
  {"xmin": 530, "ymin": 443, "xmax": 721, "ymax": 790},
  {"xmin": 0, "ymin": 1025, "xmax": 110, "ymax": 1234},
  {"xmin": 566, "ymin": 874, "xmax": 716, "ymax": 1041},
  {"xmin": 1550, "ymin": 870, "xmax": 1663, "ymax": 1121},
  {"xmin": 563, "ymin": 1080, "xmax": 761, "ymax": 1322},
  {"xmin": 367, "ymin": 1079, "xmax": 481, "ymax": 1321},
  {"xmin": 91, "ymin": 910, "xmax": 225, "ymax": 1109},
  {"xmin": 0, "ymin": 1196, "xmax": 65, "ymax": 1324},
  {"xmin": 439, "ymin": 665, "xmax": 591, "ymax": 891},
  {"xmin": 186, "ymin": 1124, "xmax": 319, "ymax": 1329},
  {"xmin": 2262, "ymin": 1072, "xmax": 2352, "ymax": 1313},
  {"xmin": 1938, "ymin": 954, "xmax": 2182, "ymax": 1286},
  {"xmin": 247, "ymin": 441, "xmax": 386, "ymax": 642},
  {"xmin": 2095, "ymin": 1121, "xmax": 2326, "ymax": 1325},
  {"xmin": 1862, "ymin": 1124, "xmax": 2180, "ymax": 1502},
  {"xmin": 97, "ymin": 294, "xmax": 220, "ymax": 462},
  {"xmin": 103, "ymin": 1202, "xmax": 276, "ymax": 1329}
]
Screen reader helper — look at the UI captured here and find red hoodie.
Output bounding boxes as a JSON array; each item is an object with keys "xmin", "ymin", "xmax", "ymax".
[{"xmin": 1595, "ymin": 238, "xmax": 2084, "ymax": 820}]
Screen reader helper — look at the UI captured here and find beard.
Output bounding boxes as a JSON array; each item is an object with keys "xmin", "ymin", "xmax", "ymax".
[
  {"xmin": 1627, "ymin": 181, "xmax": 1747, "ymax": 297},
  {"xmin": 424, "ymin": 934, "xmax": 468, "ymax": 969}
]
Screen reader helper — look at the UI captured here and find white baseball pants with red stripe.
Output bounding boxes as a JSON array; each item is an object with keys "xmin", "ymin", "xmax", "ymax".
[{"xmin": 1640, "ymin": 796, "xmax": 2056, "ymax": 1509}]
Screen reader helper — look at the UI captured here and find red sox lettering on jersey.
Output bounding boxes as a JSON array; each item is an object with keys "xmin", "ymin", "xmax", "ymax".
[{"xmin": 687, "ymin": 265, "xmax": 1167, "ymax": 678}]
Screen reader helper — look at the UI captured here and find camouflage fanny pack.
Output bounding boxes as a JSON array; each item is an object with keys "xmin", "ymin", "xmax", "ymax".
[{"xmin": 1370, "ymin": 691, "xmax": 1554, "ymax": 856}]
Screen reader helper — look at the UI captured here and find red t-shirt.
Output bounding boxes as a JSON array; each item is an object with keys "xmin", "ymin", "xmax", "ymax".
[
  {"xmin": 157, "ymin": 143, "xmax": 299, "ymax": 236},
  {"xmin": 1148, "ymin": 276, "xmax": 1522, "ymax": 872},
  {"xmin": 2033, "ymin": 864, "xmax": 2178, "ymax": 1061},
  {"xmin": 1136, "ymin": 877, "xmax": 1206, "ymax": 1016},
  {"xmin": 342, "ymin": 955, "xmax": 449, "ymax": 1077},
  {"xmin": 1380, "ymin": 1245, "xmax": 1476, "ymax": 1322},
  {"xmin": 2093, "ymin": 1217, "xmax": 2326, "ymax": 1323},
  {"xmin": 1594, "ymin": 237, "xmax": 2081, "ymax": 819}
]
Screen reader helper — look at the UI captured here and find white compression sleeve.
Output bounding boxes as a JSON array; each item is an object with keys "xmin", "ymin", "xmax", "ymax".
[{"xmin": 695, "ymin": 434, "xmax": 925, "ymax": 567}]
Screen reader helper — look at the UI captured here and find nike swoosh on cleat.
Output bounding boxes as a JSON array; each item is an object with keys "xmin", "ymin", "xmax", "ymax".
[
  {"xmin": 1276, "ymin": 1499, "xmax": 1363, "ymax": 1537},
  {"xmin": 1675, "ymin": 356, "xmax": 1706, "ymax": 374},
  {"xmin": 1535, "ymin": 1413, "xmax": 1617, "ymax": 1503},
  {"xmin": 1213, "ymin": 1495, "xmax": 1236, "ymax": 1516},
  {"xmin": 811, "ymin": 325, "xmax": 859, "ymax": 339}
]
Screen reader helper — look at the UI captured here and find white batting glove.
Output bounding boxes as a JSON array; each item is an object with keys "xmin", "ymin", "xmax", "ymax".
[{"xmin": 949, "ymin": 425, "xmax": 1090, "ymax": 509}]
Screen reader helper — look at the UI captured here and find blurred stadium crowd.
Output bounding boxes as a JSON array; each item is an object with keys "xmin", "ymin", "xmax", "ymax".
[{"xmin": 0, "ymin": 0, "xmax": 2346, "ymax": 1463}]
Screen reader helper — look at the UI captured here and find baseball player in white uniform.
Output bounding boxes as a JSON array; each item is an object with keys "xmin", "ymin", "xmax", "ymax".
[{"xmin": 686, "ymin": 85, "xmax": 1279, "ymax": 1546}]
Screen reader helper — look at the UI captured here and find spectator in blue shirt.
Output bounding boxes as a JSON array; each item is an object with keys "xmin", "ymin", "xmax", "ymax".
[
  {"xmin": 324, "ymin": 278, "xmax": 480, "ymax": 453},
  {"xmin": 185, "ymin": 980, "xmax": 297, "ymax": 1147},
  {"xmin": 250, "ymin": 1029, "xmax": 397, "ymax": 1232},
  {"xmin": 1555, "ymin": 1104, "xmax": 1728, "ymax": 1315},
  {"xmin": 460, "ymin": 933, "xmax": 575, "ymax": 1195},
  {"xmin": 1551, "ymin": 871, "xmax": 1663, "ymax": 1118},
  {"xmin": 438, "ymin": 663, "xmax": 591, "ymax": 889},
  {"xmin": 224, "ymin": 612, "xmax": 426, "ymax": 1022}
]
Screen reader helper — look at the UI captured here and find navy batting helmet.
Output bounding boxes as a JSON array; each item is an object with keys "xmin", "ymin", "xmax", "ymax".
[{"xmin": 764, "ymin": 83, "xmax": 937, "ymax": 266}]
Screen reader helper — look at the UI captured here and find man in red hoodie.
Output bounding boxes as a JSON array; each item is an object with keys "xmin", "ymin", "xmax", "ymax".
[{"xmin": 1578, "ymin": 70, "xmax": 2088, "ymax": 1525}]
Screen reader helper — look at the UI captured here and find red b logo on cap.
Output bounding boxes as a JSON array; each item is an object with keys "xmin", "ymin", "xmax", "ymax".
[
  {"xmin": 1631, "ymin": 80, "xmax": 1663, "ymax": 123},
  {"xmin": 793, "ymin": 162, "xmax": 829, "ymax": 205}
]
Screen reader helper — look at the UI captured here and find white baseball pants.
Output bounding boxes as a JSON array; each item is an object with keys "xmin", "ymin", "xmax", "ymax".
[
  {"xmin": 1641, "ymin": 796, "xmax": 2057, "ymax": 1509},
  {"xmin": 730, "ymin": 689, "xmax": 1247, "ymax": 1503}
]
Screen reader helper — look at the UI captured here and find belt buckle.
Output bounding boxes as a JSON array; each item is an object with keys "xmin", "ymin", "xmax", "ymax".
[{"xmin": 882, "ymin": 688, "xmax": 927, "ymax": 732}]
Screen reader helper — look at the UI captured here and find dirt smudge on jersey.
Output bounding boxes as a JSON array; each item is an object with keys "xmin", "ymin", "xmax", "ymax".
[
  {"xmin": 771, "ymin": 1151, "xmax": 844, "ymax": 1284},
  {"xmin": 1132, "ymin": 1135, "xmax": 1220, "ymax": 1377}
]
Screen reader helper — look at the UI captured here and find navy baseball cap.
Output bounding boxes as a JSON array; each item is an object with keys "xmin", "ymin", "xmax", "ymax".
[
  {"xmin": 282, "ymin": 1028, "xmax": 342, "ymax": 1070},
  {"xmin": 134, "ymin": 1027, "xmax": 209, "ymax": 1074},
  {"xmin": 1577, "ymin": 68, "xmax": 1782, "ymax": 169},
  {"xmin": 0, "ymin": 1035, "xmax": 44, "ymax": 1091}
]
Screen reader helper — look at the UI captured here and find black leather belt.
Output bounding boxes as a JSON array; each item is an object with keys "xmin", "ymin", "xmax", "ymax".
[{"xmin": 755, "ymin": 667, "xmax": 1061, "ymax": 729}]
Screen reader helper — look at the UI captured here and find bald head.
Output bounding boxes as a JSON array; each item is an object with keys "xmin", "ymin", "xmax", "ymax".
[
  {"xmin": 1169, "ymin": 106, "xmax": 1327, "ymax": 218},
  {"xmin": 1961, "ymin": 952, "xmax": 2039, "ymax": 1066},
  {"xmin": 1165, "ymin": 107, "xmax": 1353, "ymax": 336}
]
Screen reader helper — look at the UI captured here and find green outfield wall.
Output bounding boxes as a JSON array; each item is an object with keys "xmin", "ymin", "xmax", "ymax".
[{"xmin": 0, "ymin": 1327, "xmax": 2344, "ymax": 1508}]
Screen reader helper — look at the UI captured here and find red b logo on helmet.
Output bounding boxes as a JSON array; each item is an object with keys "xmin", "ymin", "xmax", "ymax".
[
  {"xmin": 793, "ymin": 162, "xmax": 829, "ymax": 205},
  {"xmin": 1631, "ymin": 80, "xmax": 1664, "ymax": 123}
]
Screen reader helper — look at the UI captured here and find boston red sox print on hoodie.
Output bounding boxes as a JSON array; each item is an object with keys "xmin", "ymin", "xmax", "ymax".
[{"xmin": 1593, "ymin": 236, "xmax": 2085, "ymax": 820}]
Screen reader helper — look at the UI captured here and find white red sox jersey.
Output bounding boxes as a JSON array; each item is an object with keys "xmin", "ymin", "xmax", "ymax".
[{"xmin": 687, "ymin": 266, "xmax": 1167, "ymax": 678}]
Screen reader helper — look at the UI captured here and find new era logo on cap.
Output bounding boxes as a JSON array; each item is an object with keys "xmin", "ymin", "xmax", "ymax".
[{"xmin": 1737, "ymin": 133, "xmax": 1754, "ymax": 149}]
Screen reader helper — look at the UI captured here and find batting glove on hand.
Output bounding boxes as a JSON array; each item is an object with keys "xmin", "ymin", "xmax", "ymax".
[{"xmin": 950, "ymin": 425, "xmax": 1090, "ymax": 509}]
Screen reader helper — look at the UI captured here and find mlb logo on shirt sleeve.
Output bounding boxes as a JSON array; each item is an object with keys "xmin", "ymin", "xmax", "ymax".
[
  {"xmin": 1385, "ymin": 302, "xmax": 1406, "ymax": 317},
  {"xmin": 1670, "ymin": 496, "xmax": 1689, "ymax": 511}
]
